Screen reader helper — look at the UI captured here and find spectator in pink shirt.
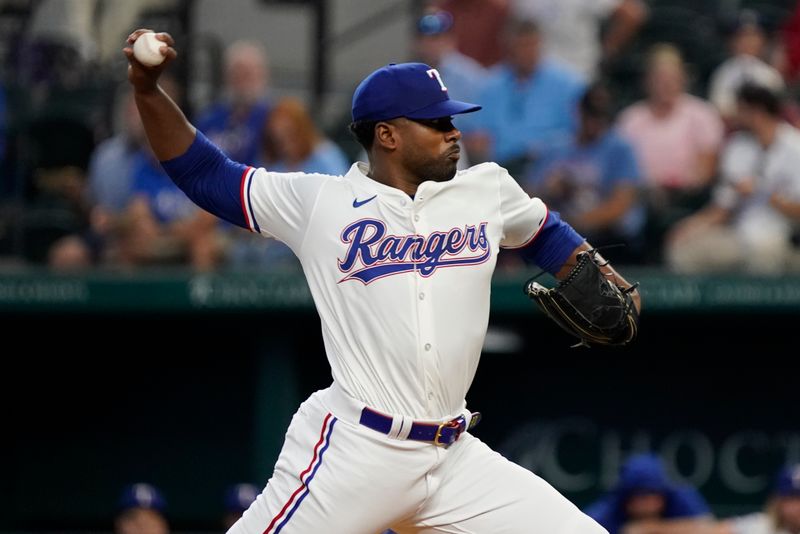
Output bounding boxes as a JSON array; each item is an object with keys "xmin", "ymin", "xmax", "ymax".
[{"xmin": 618, "ymin": 44, "xmax": 724, "ymax": 259}]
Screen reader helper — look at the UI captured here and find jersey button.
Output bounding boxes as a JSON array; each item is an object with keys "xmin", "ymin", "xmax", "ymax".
[
  {"xmin": 419, "ymin": 292, "xmax": 425, "ymax": 300},
  {"xmin": 414, "ymin": 215, "xmax": 420, "ymax": 222},
  {"xmin": 427, "ymin": 391, "xmax": 434, "ymax": 400},
  {"xmin": 424, "ymin": 343, "xmax": 431, "ymax": 351}
]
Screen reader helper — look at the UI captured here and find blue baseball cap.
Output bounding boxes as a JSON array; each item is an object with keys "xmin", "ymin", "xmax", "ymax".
[
  {"xmin": 224, "ymin": 483, "xmax": 259, "ymax": 513},
  {"xmin": 118, "ymin": 483, "xmax": 167, "ymax": 513},
  {"xmin": 417, "ymin": 11, "xmax": 454, "ymax": 35},
  {"xmin": 616, "ymin": 454, "xmax": 671, "ymax": 496},
  {"xmin": 775, "ymin": 464, "xmax": 800, "ymax": 496},
  {"xmin": 351, "ymin": 62, "xmax": 481, "ymax": 122}
]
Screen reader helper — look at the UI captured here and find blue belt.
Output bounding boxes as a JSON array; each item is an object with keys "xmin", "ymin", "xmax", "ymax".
[{"xmin": 359, "ymin": 407, "xmax": 482, "ymax": 447}]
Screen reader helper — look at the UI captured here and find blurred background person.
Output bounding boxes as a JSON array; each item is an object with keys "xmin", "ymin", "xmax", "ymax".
[
  {"xmin": 510, "ymin": 0, "xmax": 647, "ymax": 81},
  {"xmin": 585, "ymin": 453, "xmax": 712, "ymax": 534},
  {"xmin": 109, "ymin": 72, "xmax": 221, "ymax": 270},
  {"xmin": 222, "ymin": 483, "xmax": 259, "ymax": 530},
  {"xmin": 666, "ymin": 83, "xmax": 800, "ymax": 274},
  {"xmin": 196, "ymin": 40, "xmax": 271, "ymax": 165},
  {"xmin": 524, "ymin": 82, "xmax": 645, "ymax": 263},
  {"xmin": 618, "ymin": 43, "xmax": 725, "ymax": 262},
  {"xmin": 464, "ymin": 18, "xmax": 584, "ymax": 175},
  {"xmin": 47, "ymin": 74, "xmax": 224, "ymax": 270},
  {"xmin": 87, "ymin": 87, "xmax": 146, "ymax": 219},
  {"xmin": 713, "ymin": 464, "xmax": 800, "ymax": 534},
  {"xmin": 67, "ymin": 86, "xmax": 151, "ymax": 267},
  {"xmin": 430, "ymin": 0, "xmax": 510, "ymax": 68},
  {"xmin": 115, "ymin": 482, "xmax": 169, "ymax": 534},
  {"xmin": 260, "ymin": 97, "xmax": 349, "ymax": 175},
  {"xmin": 412, "ymin": 9, "xmax": 487, "ymax": 107},
  {"xmin": 708, "ymin": 10, "xmax": 785, "ymax": 129}
]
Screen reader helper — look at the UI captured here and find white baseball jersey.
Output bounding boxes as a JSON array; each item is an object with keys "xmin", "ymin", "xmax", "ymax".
[{"xmin": 240, "ymin": 161, "xmax": 547, "ymax": 420}]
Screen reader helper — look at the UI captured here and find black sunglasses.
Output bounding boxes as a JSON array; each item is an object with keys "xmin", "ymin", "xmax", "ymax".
[{"xmin": 409, "ymin": 116, "xmax": 456, "ymax": 132}]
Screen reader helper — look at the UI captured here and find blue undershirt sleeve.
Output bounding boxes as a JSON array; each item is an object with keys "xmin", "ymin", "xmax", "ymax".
[
  {"xmin": 520, "ymin": 210, "xmax": 585, "ymax": 274},
  {"xmin": 160, "ymin": 131, "xmax": 250, "ymax": 229}
]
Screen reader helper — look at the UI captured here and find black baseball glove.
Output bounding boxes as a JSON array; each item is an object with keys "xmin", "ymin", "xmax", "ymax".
[{"xmin": 524, "ymin": 249, "xmax": 639, "ymax": 347}]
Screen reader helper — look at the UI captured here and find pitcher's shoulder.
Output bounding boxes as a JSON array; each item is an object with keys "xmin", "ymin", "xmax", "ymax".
[{"xmin": 458, "ymin": 161, "xmax": 503, "ymax": 178}]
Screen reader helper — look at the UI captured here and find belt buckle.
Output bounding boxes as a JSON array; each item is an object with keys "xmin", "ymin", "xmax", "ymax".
[{"xmin": 433, "ymin": 416, "xmax": 465, "ymax": 447}]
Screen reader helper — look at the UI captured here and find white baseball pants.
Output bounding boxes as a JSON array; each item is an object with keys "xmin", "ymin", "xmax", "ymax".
[{"xmin": 227, "ymin": 383, "xmax": 608, "ymax": 534}]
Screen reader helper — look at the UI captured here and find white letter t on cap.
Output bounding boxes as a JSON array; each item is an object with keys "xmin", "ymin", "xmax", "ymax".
[{"xmin": 427, "ymin": 69, "xmax": 448, "ymax": 92}]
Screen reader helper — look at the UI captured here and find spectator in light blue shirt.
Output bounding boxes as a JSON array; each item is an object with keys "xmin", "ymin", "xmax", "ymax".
[
  {"xmin": 465, "ymin": 18, "xmax": 585, "ymax": 174},
  {"xmin": 87, "ymin": 89, "xmax": 145, "ymax": 213}
]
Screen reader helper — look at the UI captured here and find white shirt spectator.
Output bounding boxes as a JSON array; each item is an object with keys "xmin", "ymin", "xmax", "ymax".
[
  {"xmin": 715, "ymin": 123, "xmax": 800, "ymax": 247},
  {"xmin": 709, "ymin": 56, "xmax": 785, "ymax": 119}
]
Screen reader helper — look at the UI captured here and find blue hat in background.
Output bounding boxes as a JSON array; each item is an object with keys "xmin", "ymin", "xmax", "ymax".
[
  {"xmin": 775, "ymin": 465, "xmax": 800, "ymax": 496},
  {"xmin": 118, "ymin": 483, "xmax": 167, "ymax": 513},
  {"xmin": 417, "ymin": 11, "xmax": 454, "ymax": 35},
  {"xmin": 225, "ymin": 483, "xmax": 259, "ymax": 513},
  {"xmin": 616, "ymin": 453, "xmax": 672, "ymax": 496},
  {"xmin": 351, "ymin": 62, "xmax": 481, "ymax": 122}
]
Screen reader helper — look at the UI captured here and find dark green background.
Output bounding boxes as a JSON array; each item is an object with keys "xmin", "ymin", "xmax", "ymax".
[{"xmin": 2, "ymin": 272, "xmax": 798, "ymax": 531}]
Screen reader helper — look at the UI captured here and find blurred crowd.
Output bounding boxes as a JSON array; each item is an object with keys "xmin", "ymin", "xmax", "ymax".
[
  {"xmin": 113, "ymin": 482, "xmax": 259, "ymax": 534},
  {"xmin": 116, "ymin": 457, "xmax": 800, "ymax": 534},
  {"xmin": 582, "ymin": 455, "xmax": 800, "ymax": 534},
  {"xmin": 1, "ymin": 0, "xmax": 800, "ymax": 274}
]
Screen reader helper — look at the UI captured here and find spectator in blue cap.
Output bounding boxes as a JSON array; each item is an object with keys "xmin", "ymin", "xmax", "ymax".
[
  {"xmin": 585, "ymin": 453, "xmax": 711, "ymax": 534},
  {"xmin": 223, "ymin": 483, "xmax": 260, "ymax": 529},
  {"xmin": 412, "ymin": 10, "xmax": 487, "ymax": 121},
  {"xmin": 115, "ymin": 483, "xmax": 169, "ymax": 534},
  {"xmin": 713, "ymin": 464, "xmax": 800, "ymax": 534}
]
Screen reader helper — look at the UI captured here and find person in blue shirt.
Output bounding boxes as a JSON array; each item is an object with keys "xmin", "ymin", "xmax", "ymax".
[
  {"xmin": 585, "ymin": 453, "xmax": 712, "ymax": 534},
  {"xmin": 195, "ymin": 41, "xmax": 271, "ymax": 165},
  {"xmin": 87, "ymin": 88, "xmax": 147, "ymax": 214},
  {"xmin": 117, "ymin": 152, "xmax": 221, "ymax": 269},
  {"xmin": 525, "ymin": 82, "xmax": 645, "ymax": 263},
  {"xmin": 464, "ymin": 18, "xmax": 585, "ymax": 173}
]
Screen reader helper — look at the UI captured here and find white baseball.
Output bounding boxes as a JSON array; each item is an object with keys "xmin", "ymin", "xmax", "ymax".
[{"xmin": 133, "ymin": 32, "xmax": 165, "ymax": 67}]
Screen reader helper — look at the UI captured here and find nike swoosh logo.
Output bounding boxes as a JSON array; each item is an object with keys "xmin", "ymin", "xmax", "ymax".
[{"xmin": 352, "ymin": 195, "xmax": 377, "ymax": 208}]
